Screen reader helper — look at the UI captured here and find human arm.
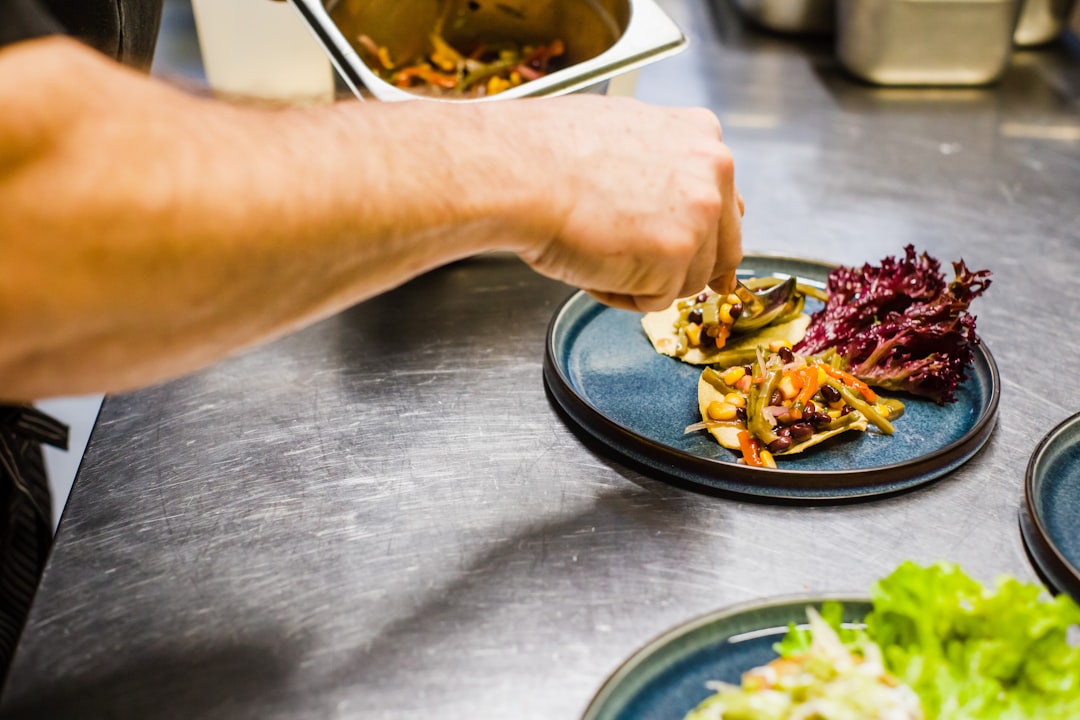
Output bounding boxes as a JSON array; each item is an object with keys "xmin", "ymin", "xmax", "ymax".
[{"xmin": 0, "ymin": 37, "xmax": 741, "ymax": 400}]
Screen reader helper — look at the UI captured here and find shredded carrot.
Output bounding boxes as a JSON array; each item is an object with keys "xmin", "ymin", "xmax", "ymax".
[
  {"xmin": 737, "ymin": 430, "xmax": 764, "ymax": 467},
  {"xmin": 794, "ymin": 367, "xmax": 820, "ymax": 407},
  {"xmin": 819, "ymin": 364, "xmax": 877, "ymax": 402}
]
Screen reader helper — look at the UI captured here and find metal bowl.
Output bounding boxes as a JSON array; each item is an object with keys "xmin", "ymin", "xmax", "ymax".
[
  {"xmin": 733, "ymin": 0, "xmax": 836, "ymax": 35},
  {"xmin": 836, "ymin": 0, "xmax": 1022, "ymax": 86},
  {"xmin": 289, "ymin": 0, "xmax": 686, "ymax": 101},
  {"xmin": 1014, "ymin": 0, "xmax": 1075, "ymax": 46}
]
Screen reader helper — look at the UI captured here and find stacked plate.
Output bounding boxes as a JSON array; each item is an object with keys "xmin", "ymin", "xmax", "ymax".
[{"xmin": 1020, "ymin": 412, "xmax": 1080, "ymax": 601}]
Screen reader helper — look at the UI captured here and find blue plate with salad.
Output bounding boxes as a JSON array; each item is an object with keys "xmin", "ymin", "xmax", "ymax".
[
  {"xmin": 582, "ymin": 562, "xmax": 1080, "ymax": 720},
  {"xmin": 1020, "ymin": 411, "xmax": 1080, "ymax": 603},
  {"xmin": 544, "ymin": 249, "xmax": 999, "ymax": 501}
]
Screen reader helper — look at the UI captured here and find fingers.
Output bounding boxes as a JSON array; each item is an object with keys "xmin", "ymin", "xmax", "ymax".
[
  {"xmin": 709, "ymin": 146, "xmax": 743, "ymax": 295},
  {"xmin": 586, "ymin": 289, "xmax": 670, "ymax": 313}
]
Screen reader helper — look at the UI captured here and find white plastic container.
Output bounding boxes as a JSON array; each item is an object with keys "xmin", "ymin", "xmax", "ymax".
[{"xmin": 191, "ymin": 0, "xmax": 335, "ymax": 103}]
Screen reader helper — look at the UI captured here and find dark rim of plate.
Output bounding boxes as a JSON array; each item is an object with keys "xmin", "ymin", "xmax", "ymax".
[
  {"xmin": 1021, "ymin": 412, "xmax": 1080, "ymax": 600},
  {"xmin": 580, "ymin": 593, "xmax": 872, "ymax": 720},
  {"xmin": 543, "ymin": 255, "xmax": 1001, "ymax": 501}
]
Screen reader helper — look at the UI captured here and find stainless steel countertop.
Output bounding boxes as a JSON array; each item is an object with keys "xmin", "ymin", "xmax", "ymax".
[{"xmin": 3, "ymin": 1, "xmax": 1080, "ymax": 718}]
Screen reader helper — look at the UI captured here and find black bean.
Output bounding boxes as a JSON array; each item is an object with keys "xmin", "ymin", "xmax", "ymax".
[
  {"xmin": 789, "ymin": 422, "xmax": 814, "ymax": 441},
  {"xmin": 729, "ymin": 303, "xmax": 743, "ymax": 320},
  {"xmin": 810, "ymin": 412, "xmax": 831, "ymax": 428},
  {"xmin": 776, "ymin": 426, "xmax": 792, "ymax": 439},
  {"xmin": 743, "ymin": 365, "xmax": 753, "ymax": 376},
  {"xmin": 735, "ymin": 407, "xmax": 747, "ymax": 422},
  {"xmin": 688, "ymin": 308, "xmax": 703, "ymax": 326},
  {"xmin": 696, "ymin": 292, "xmax": 709, "ymax": 303},
  {"xmin": 778, "ymin": 346, "xmax": 795, "ymax": 364},
  {"xmin": 803, "ymin": 401, "xmax": 817, "ymax": 416},
  {"xmin": 768, "ymin": 436, "xmax": 792, "ymax": 453},
  {"xmin": 769, "ymin": 390, "xmax": 783, "ymax": 407},
  {"xmin": 841, "ymin": 405, "xmax": 854, "ymax": 416},
  {"xmin": 820, "ymin": 384, "xmax": 842, "ymax": 404}
]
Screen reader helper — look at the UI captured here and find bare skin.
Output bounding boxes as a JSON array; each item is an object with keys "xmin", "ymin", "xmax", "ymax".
[{"xmin": 0, "ymin": 37, "xmax": 742, "ymax": 401}]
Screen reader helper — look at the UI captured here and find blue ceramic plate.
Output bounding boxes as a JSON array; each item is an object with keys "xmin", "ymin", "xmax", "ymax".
[
  {"xmin": 1020, "ymin": 412, "xmax": 1080, "ymax": 603},
  {"xmin": 543, "ymin": 255, "xmax": 1000, "ymax": 500},
  {"xmin": 581, "ymin": 596, "xmax": 872, "ymax": 720}
]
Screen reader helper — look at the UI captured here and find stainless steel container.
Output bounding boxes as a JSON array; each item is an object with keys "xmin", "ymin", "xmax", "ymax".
[
  {"xmin": 836, "ymin": 0, "xmax": 1022, "ymax": 86},
  {"xmin": 1013, "ymin": 0, "xmax": 1075, "ymax": 45},
  {"xmin": 733, "ymin": 0, "xmax": 836, "ymax": 34},
  {"xmin": 289, "ymin": 0, "xmax": 686, "ymax": 101}
]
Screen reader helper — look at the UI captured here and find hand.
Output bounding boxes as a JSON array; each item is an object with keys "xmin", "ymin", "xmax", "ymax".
[{"xmin": 509, "ymin": 95, "xmax": 743, "ymax": 312}]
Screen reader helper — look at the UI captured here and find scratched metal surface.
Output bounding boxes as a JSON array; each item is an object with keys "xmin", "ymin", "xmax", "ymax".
[{"xmin": 3, "ymin": 1, "xmax": 1080, "ymax": 718}]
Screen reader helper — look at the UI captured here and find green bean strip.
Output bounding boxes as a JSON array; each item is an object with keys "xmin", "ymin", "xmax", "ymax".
[
  {"xmin": 823, "ymin": 412, "xmax": 866, "ymax": 434},
  {"xmin": 772, "ymin": 294, "xmax": 806, "ymax": 325},
  {"xmin": 748, "ymin": 367, "xmax": 780, "ymax": 444},
  {"xmin": 838, "ymin": 385, "xmax": 894, "ymax": 434},
  {"xmin": 701, "ymin": 367, "xmax": 738, "ymax": 396}
]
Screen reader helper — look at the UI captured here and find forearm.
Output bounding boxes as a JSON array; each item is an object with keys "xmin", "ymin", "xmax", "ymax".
[{"xmin": 0, "ymin": 38, "xmax": 546, "ymax": 400}]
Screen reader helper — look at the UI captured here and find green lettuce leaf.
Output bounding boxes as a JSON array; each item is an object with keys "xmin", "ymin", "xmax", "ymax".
[
  {"xmin": 777, "ymin": 561, "xmax": 1080, "ymax": 719},
  {"xmin": 865, "ymin": 561, "xmax": 1080, "ymax": 719}
]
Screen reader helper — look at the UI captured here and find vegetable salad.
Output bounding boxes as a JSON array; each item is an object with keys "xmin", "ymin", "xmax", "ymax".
[{"xmin": 685, "ymin": 562, "xmax": 1080, "ymax": 720}]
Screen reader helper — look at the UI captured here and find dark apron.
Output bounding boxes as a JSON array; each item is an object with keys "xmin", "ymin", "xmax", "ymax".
[
  {"xmin": 0, "ymin": 0, "xmax": 160, "ymax": 683},
  {"xmin": 0, "ymin": 408, "xmax": 68, "ymax": 682}
]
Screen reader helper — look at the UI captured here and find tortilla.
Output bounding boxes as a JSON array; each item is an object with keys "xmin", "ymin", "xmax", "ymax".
[
  {"xmin": 642, "ymin": 300, "xmax": 811, "ymax": 366},
  {"xmin": 696, "ymin": 369, "xmax": 868, "ymax": 456}
]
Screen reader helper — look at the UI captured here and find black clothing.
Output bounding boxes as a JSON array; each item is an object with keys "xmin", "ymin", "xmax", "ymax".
[
  {"xmin": 0, "ymin": 0, "xmax": 163, "ymax": 69},
  {"xmin": 0, "ymin": 408, "xmax": 67, "ymax": 683}
]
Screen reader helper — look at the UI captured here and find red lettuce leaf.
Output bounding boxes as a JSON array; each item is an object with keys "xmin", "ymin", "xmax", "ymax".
[{"xmin": 796, "ymin": 246, "xmax": 991, "ymax": 404}]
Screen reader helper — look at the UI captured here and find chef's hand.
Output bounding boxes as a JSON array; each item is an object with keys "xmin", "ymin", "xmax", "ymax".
[{"xmin": 507, "ymin": 95, "xmax": 744, "ymax": 312}]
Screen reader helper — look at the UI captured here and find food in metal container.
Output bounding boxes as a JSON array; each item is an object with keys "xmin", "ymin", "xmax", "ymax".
[
  {"xmin": 356, "ymin": 32, "xmax": 566, "ymax": 97},
  {"xmin": 352, "ymin": 0, "xmax": 566, "ymax": 97}
]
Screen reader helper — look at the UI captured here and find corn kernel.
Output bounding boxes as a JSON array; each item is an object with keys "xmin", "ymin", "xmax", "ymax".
[
  {"xmin": 721, "ymin": 366, "xmax": 746, "ymax": 385},
  {"xmin": 778, "ymin": 375, "xmax": 799, "ymax": 400},
  {"xmin": 816, "ymin": 367, "xmax": 828, "ymax": 385},
  {"xmin": 726, "ymin": 293, "xmax": 740, "ymax": 305},
  {"xmin": 685, "ymin": 323, "xmax": 703, "ymax": 347},
  {"xmin": 707, "ymin": 401, "xmax": 738, "ymax": 421},
  {"xmin": 376, "ymin": 47, "xmax": 394, "ymax": 70},
  {"xmin": 719, "ymin": 303, "xmax": 734, "ymax": 325},
  {"xmin": 724, "ymin": 392, "xmax": 746, "ymax": 408},
  {"xmin": 828, "ymin": 408, "xmax": 842, "ymax": 419},
  {"xmin": 759, "ymin": 450, "xmax": 777, "ymax": 469},
  {"xmin": 769, "ymin": 339, "xmax": 793, "ymax": 353},
  {"xmin": 487, "ymin": 76, "xmax": 511, "ymax": 95}
]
